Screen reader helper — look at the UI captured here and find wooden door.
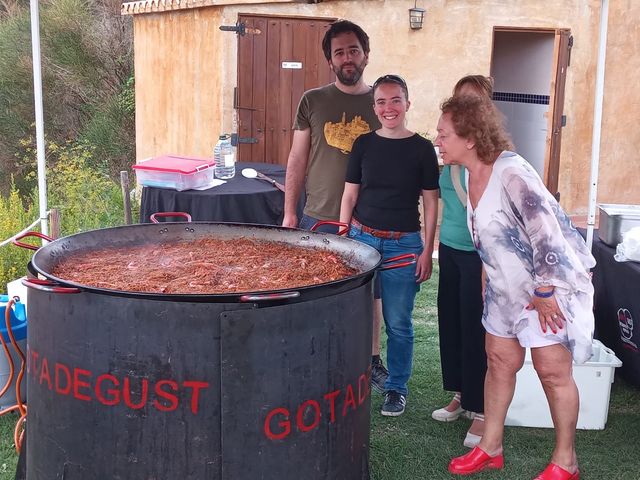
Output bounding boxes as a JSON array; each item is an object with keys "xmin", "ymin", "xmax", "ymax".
[
  {"xmin": 546, "ymin": 30, "xmax": 571, "ymax": 197},
  {"xmin": 490, "ymin": 27, "xmax": 571, "ymax": 197},
  {"xmin": 236, "ymin": 14, "xmax": 336, "ymax": 165}
]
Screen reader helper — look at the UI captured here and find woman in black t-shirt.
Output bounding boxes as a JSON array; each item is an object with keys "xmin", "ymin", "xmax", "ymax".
[{"xmin": 339, "ymin": 74, "xmax": 439, "ymax": 417}]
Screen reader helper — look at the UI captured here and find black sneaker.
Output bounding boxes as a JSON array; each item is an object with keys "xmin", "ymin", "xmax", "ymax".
[
  {"xmin": 371, "ymin": 358, "xmax": 389, "ymax": 394},
  {"xmin": 381, "ymin": 391, "xmax": 406, "ymax": 417}
]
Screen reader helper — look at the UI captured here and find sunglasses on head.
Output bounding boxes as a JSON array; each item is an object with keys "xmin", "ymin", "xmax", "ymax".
[{"xmin": 373, "ymin": 74, "xmax": 407, "ymax": 89}]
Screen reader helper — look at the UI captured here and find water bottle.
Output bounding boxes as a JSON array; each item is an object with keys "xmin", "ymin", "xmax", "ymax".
[{"xmin": 213, "ymin": 134, "xmax": 235, "ymax": 179}]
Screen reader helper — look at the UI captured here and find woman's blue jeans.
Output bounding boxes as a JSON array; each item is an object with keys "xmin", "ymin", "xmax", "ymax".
[{"xmin": 349, "ymin": 224, "xmax": 423, "ymax": 395}]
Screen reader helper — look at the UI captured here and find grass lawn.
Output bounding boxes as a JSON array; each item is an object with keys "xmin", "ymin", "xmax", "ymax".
[{"xmin": 0, "ymin": 266, "xmax": 638, "ymax": 479}]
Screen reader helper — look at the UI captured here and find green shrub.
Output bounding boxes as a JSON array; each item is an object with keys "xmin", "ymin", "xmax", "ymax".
[
  {"xmin": 0, "ymin": 9, "xmax": 34, "ymax": 176},
  {"xmin": 0, "ymin": 0, "xmax": 134, "ymax": 195},
  {"xmin": 79, "ymin": 75, "xmax": 136, "ymax": 176},
  {"xmin": 0, "ymin": 139, "xmax": 139, "ymax": 288},
  {"xmin": 0, "ymin": 183, "xmax": 37, "ymax": 289},
  {"xmin": 44, "ymin": 140, "xmax": 127, "ymax": 236},
  {"xmin": 10, "ymin": 133, "xmax": 39, "ymax": 202}
]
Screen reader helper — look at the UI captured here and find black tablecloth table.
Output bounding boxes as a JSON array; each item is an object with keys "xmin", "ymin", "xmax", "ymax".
[
  {"xmin": 590, "ymin": 230, "xmax": 640, "ymax": 387},
  {"xmin": 140, "ymin": 162, "xmax": 291, "ymax": 225}
]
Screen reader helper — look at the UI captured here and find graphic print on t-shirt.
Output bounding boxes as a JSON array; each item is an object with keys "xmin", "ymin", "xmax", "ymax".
[{"xmin": 324, "ymin": 112, "xmax": 372, "ymax": 154}]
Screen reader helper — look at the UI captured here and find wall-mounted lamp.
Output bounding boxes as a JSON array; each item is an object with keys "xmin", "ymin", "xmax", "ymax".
[{"xmin": 409, "ymin": 1, "xmax": 426, "ymax": 30}]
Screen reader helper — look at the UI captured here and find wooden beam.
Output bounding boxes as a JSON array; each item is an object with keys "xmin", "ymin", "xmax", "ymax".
[
  {"xmin": 121, "ymin": 171, "xmax": 133, "ymax": 225},
  {"xmin": 49, "ymin": 209, "xmax": 61, "ymax": 239}
]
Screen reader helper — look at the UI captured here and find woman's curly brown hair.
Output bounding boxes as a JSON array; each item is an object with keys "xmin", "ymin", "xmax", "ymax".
[{"xmin": 440, "ymin": 95, "xmax": 513, "ymax": 164}]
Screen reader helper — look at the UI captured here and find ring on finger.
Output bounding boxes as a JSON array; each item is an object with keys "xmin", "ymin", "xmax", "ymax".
[{"xmin": 552, "ymin": 313, "xmax": 558, "ymax": 319}]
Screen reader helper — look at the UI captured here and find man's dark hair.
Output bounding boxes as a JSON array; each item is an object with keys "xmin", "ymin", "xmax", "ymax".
[{"xmin": 321, "ymin": 20, "xmax": 370, "ymax": 61}]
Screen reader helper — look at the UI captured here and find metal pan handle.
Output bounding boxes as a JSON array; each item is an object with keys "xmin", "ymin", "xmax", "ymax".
[
  {"xmin": 239, "ymin": 291, "xmax": 300, "ymax": 302},
  {"xmin": 150, "ymin": 212, "xmax": 192, "ymax": 223},
  {"xmin": 309, "ymin": 221, "xmax": 349, "ymax": 236},
  {"xmin": 22, "ymin": 278, "xmax": 81, "ymax": 294},
  {"xmin": 12, "ymin": 231, "xmax": 54, "ymax": 251},
  {"xmin": 378, "ymin": 253, "xmax": 417, "ymax": 271}
]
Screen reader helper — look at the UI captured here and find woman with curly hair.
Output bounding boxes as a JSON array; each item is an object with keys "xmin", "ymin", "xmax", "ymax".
[{"xmin": 435, "ymin": 95, "xmax": 595, "ymax": 480}]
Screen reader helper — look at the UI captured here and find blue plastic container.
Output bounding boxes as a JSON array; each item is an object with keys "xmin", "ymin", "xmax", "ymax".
[
  {"xmin": 0, "ymin": 295, "xmax": 27, "ymax": 341},
  {"xmin": 0, "ymin": 294, "xmax": 27, "ymax": 408}
]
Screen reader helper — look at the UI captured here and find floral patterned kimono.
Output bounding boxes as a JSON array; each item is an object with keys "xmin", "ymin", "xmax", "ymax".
[{"xmin": 468, "ymin": 151, "xmax": 596, "ymax": 364}]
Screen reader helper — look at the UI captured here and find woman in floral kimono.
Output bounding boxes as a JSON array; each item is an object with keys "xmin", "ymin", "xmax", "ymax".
[{"xmin": 435, "ymin": 95, "xmax": 595, "ymax": 480}]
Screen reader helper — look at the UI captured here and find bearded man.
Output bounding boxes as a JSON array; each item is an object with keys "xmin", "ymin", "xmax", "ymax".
[
  {"xmin": 282, "ymin": 20, "xmax": 388, "ymax": 393},
  {"xmin": 283, "ymin": 20, "xmax": 380, "ymax": 232}
]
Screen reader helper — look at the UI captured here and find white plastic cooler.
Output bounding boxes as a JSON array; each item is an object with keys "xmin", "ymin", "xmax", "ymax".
[{"xmin": 505, "ymin": 339, "xmax": 622, "ymax": 430}]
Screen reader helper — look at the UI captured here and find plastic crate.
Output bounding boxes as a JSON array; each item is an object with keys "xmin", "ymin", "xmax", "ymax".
[
  {"xmin": 505, "ymin": 339, "xmax": 622, "ymax": 430},
  {"xmin": 133, "ymin": 155, "xmax": 216, "ymax": 191}
]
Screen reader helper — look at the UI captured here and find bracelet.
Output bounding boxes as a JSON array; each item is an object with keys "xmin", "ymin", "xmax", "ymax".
[{"xmin": 533, "ymin": 288, "xmax": 555, "ymax": 298}]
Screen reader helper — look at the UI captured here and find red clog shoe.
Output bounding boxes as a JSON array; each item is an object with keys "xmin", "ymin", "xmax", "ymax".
[
  {"xmin": 448, "ymin": 446, "xmax": 504, "ymax": 475},
  {"xmin": 533, "ymin": 463, "xmax": 580, "ymax": 480}
]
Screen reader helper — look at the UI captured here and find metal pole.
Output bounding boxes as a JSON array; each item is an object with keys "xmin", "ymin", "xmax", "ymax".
[
  {"xmin": 586, "ymin": 0, "xmax": 609, "ymax": 250},
  {"xmin": 29, "ymin": 0, "xmax": 49, "ymax": 237}
]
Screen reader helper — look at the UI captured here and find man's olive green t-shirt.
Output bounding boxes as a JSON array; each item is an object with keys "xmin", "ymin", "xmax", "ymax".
[{"xmin": 294, "ymin": 84, "xmax": 380, "ymax": 220}]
